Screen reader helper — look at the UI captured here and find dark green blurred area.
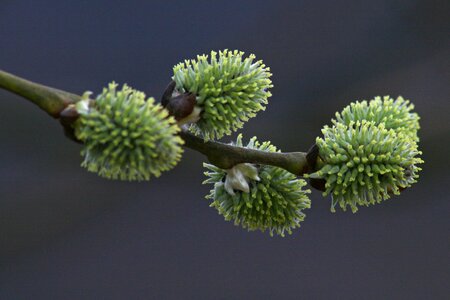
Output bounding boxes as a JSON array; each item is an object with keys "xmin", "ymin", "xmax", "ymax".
[{"xmin": 0, "ymin": 0, "xmax": 449, "ymax": 298}]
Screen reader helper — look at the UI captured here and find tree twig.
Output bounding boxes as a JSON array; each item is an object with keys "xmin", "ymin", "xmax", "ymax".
[
  {"xmin": 180, "ymin": 131, "xmax": 308, "ymax": 175},
  {"xmin": 0, "ymin": 70, "xmax": 80, "ymax": 118},
  {"xmin": 0, "ymin": 69, "xmax": 311, "ymax": 175}
]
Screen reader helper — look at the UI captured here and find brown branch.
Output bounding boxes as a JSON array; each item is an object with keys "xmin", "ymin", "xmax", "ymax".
[
  {"xmin": 0, "ymin": 69, "xmax": 80, "ymax": 118},
  {"xmin": 180, "ymin": 131, "xmax": 308, "ymax": 175},
  {"xmin": 0, "ymin": 69, "xmax": 312, "ymax": 175}
]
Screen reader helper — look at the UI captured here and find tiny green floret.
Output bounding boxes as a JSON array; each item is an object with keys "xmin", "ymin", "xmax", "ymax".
[
  {"xmin": 333, "ymin": 95, "xmax": 420, "ymax": 141},
  {"xmin": 173, "ymin": 49, "xmax": 273, "ymax": 140},
  {"xmin": 309, "ymin": 121, "xmax": 423, "ymax": 212},
  {"xmin": 203, "ymin": 135, "xmax": 311, "ymax": 236},
  {"xmin": 74, "ymin": 83, "xmax": 184, "ymax": 181}
]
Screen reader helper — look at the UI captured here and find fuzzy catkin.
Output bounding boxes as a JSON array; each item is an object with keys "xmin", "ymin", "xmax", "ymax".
[
  {"xmin": 173, "ymin": 50, "xmax": 273, "ymax": 140},
  {"xmin": 75, "ymin": 83, "xmax": 184, "ymax": 181},
  {"xmin": 309, "ymin": 120, "xmax": 423, "ymax": 212},
  {"xmin": 333, "ymin": 96, "xmax": 420, "ymax": 141},
  {"xmin": 204, "ymin": 135, "xmax": 311, "ymax": 236}
]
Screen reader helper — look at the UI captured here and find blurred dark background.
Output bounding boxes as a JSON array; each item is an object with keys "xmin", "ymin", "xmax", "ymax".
[{"xmin": 0, "ymin": 0, "xmax": 449, "ymax": 299}]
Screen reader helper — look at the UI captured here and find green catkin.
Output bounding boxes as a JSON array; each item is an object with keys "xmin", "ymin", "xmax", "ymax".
[
  {"xmin": 173, "ymin": 50, "xmax": 273, "ymax": 140},
  {"xmin": 203, "ymin": 135, "xmax": 311, "ymax": 236},
  {"xmin": 333, "ymin": 95, "xmax": 420, "ymax": 141},
  {"xmin": 309, "ymin": 120, "xmax": 423, "ymax": 212},
  {"xmin": 74, "ymin": 83, "xmax": 184, "ymax": 181}
]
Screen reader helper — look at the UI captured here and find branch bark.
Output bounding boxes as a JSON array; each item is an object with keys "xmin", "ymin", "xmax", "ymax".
[
  {"xmin": 180, "ymin": 131, "xmax": 308, "ymax": 175},
  {"xmin": 0, "ymin": 70, "xmax": 80, "ymax": 118},
  {"xmin": 0, "ymin": 69, "xmax": 311, "ymax": 176}
]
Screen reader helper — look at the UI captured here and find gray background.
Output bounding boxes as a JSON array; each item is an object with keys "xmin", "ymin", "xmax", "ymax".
[{"xmin": 0, "ymin": 0, "xmax": 449, "ymax": 299}]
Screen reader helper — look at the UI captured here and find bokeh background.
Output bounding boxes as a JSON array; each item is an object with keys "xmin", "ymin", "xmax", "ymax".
[{"xmin": 1, "ymin": 0, "xmax": 449, "ymax": 299}]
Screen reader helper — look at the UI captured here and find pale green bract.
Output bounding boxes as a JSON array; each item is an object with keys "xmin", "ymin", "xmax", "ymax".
[
  {"xmin": 333, "ymin": 96, "xmax": 420, "ymax": 141},
  {"xmin": 173, "ymin": 49, "xmax": 273, "ymax": 140},
  {"xmin": 74, "ymin": 83, "xmax": 184, "ymax": 181},
  {"xmin": 203, "ymin": 135, "xmax": 311, "ymax": 237},
  {"xmin": 309, "ymin": 121, "xmax": 423, "ymax": 213}
]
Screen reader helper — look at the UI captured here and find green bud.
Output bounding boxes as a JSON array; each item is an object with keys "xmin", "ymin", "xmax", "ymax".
[
  {"xmin": 333, "ymin": 96, "xmax": 420, "ymax": 141},
  {"xmin": 74, "ymin": 83, "xmax": 184, "ymax": 181},
  {"xmin": 310, "ymin": 121, "xmax": 423, "ymax": 213},
  {"xmin": 203, "ymin": 135, "xmax": 311, "ymax": 236},
  {"xmin": 173, "ymin": 50, "xmax": 273, "ymax": 140}
]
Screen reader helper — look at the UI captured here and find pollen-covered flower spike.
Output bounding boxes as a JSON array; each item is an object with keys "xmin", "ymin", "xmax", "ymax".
[
  {"xmin": 172, "ymin": 49, "xmax": 273, "ymax": 140},
  {"xmin": 74, "ymin": 83, "xmax": 184, "ymax": 181},
  {"xmin": 203, "ymin": 135, "xmax": 311, "ymax": 237},
  {"xmin": 333, "ymin": 96, "xmax": 420, "ymax": 142},
  {"xmin": 308, "ymin": 121, "xmax": 423, "ymax": 213}
]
